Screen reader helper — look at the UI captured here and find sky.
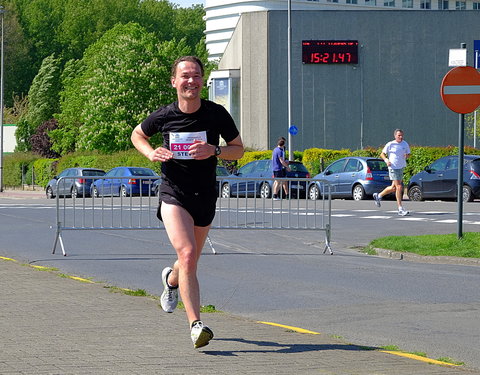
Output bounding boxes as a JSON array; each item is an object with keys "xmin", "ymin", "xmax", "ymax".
[{"xmin": 171, "ymin": 0, "xmax": 204, "ymax": 7}]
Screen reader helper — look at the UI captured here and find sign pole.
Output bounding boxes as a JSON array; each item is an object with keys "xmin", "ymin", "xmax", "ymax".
[
  {"xmin": 475, "ymin": 49, "xmax": 478, "ymax": 149},
  {"xmin": 457, "ymin": 43, "xmax": 466, "ymax": 240},
  {"xmin": 457, "ymin": 112, "xmax": 464, "ymax": 239}
]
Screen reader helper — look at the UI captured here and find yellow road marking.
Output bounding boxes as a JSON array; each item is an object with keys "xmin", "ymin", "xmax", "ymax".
[
  {"xmin": 258, "ymin": 321, "xmax": 459, "ymax": 367},
  {"xmin": 257, "ymin": 321, "xmax": 321, "ymax": 334},
  {"xmin": 380, "ymin": 350, "xmax": 459, "ymax": 366},
  {"xmin": 0, "ymin": 256, "xmax": 17, "ymax": 262},
  {"xmin": 67, "ymin": 276, "xmax": 94, "ymax": 283}
]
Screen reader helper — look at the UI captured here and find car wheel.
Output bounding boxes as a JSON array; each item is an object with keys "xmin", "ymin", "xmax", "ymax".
[
  {"xmin": 407, "ymin": 185, "xmax": 423, "ymax": 201},
  {"xmin": 463, "ymin": 185, "xmax": 473, "ymax": 202},
  {"xmin": 46, "ymin": 186, "xmax": 54, "ymax": 199},
  {"xmin": 352, "ymin": 184, "xmax": 365, "ymax": 201},
  {"xmin": 120, "ymin": 185, "xmax": 129, "ymax": 197},
  {"xmin": 92, "ymin": 186, "xmax": 99, "ymax": 198},
  {"xmin": 221, "ymin": 183, "xmax": 230, "ymax": 198},
  {"xmin": 260, "ymin": 182, "xmax": 271, "ymax": 198},
  {"xmin": 308, "ymin": 184, "xmax": 320, "ymax": 200},
  {"xmin": 71, "ymin": 186, "xmax": 78, "ymax": 198}
]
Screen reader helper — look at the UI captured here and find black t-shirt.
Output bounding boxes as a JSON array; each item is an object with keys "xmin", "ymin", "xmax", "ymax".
[{"xmin": 141, "ymin": 99, "xmax": 239, "ymax": 195}]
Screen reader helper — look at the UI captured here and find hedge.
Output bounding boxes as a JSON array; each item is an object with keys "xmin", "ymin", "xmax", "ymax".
[{"xmin": 3, "ymin": 146, "xmax": 480, "ymax": 188}]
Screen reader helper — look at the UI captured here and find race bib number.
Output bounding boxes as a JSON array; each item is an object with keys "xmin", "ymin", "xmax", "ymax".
[{"xmin": 170, "ymin": 131, "xmax": 207, "ymax": 159}]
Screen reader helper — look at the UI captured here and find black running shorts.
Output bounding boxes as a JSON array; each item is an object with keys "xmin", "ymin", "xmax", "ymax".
[{"xmin": 157, "ymin": 183, "xmax": 217, "ymax": 227}]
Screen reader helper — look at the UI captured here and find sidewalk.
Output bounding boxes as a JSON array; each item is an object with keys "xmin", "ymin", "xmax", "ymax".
[
  {"xmin": 1, "ymin": 258, "xmax": 479, "ymax": 375},
  {"xmin": 0, "ymin": 188, "xmax": 45, "ymax": 199}
]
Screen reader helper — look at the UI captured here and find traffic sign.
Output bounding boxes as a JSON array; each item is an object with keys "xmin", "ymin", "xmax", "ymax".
[
  {"xmin": 289, "ymin": 125, "xmax": 298, "ymax": 136},
  {"xmin": 440, "ymin": 66, "xmax": 480, "ymax": 114}
]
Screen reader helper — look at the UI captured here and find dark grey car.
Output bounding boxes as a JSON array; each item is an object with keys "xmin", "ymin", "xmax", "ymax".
[
  {"xmin": 407, "ymin": 155, "xmax": 480, "ymax": 202},
  {"xmin": 46, "ymin": 168, "xmax": 106, "ymax": 199}
]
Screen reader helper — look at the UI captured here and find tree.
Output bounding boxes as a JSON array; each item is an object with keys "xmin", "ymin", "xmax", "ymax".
[
  {"xmin": 29, "ymin": 118, "xmax": 61, "ymax": 158},
  {"xmin": 2, "ymin": 1, "xmax": 34, "ymax": 107},
  {"xmin": 172, "ymin": 5, "xmax": 205, "ymax": 50},
  {"xmin": 53, "ymin": 23, "xmax": 192, "ymax": 153},
  {"xmin": 15, "ymin": 53, "xmax": 62, "ymax": 151},
  {"xmin": 49, "ymin": 58, "xmax": 86, "ymax": 154},
  {"xmin": 56, "ymin": 0, "xmax": 140, "ymax": 60}
]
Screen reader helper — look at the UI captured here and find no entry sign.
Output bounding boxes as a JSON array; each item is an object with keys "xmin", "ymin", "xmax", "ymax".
[{"xmin": 440, "ymin": 66, "xmax": 480, "ymax": 114}]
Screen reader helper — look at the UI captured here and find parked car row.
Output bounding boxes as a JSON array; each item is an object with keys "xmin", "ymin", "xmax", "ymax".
[
  {"xmin": 46, "ymin": 167, "xmax": 160, "ymax": 199},
  {"xmin": 46, "ymin": 154, "xmax": 480, "ymax": 202},
  {"xmin": 218, "ymin": 160, "xmax": 310, "ymax": 198}
]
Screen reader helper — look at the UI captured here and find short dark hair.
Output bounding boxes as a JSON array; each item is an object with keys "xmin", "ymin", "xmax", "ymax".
[
  {"xmin": 171, "ymin": 56, "xmax": 205, "ymax": 78},
  {"xmin": 277, "ymin": 137, "xmax": 286, "ymax": 147}
]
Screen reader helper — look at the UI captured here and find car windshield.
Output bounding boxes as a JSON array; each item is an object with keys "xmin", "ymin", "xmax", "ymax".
[
  {"xmin": 470, "ymin": 159, "xmax": 480, "ymax": 172},
  {"xmin": 82, "ymin": 170, "xmax": 105, "ymax": 176},
  {"xmin": 129, "ymin": 168, "xmax": 156, "ymax": 176},
  {"xmin": 289, "ymin": 163, "xmax": 308, "ymax": 172},
  {"xmin": 367, "ymin": 160, "xmax": 388, "ymax": 171},
  {"xmin": 216, "ymin": 166, "xmax": 229, "ymax": 176}
]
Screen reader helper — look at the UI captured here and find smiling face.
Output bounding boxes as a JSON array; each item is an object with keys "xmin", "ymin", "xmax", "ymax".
[
  {"xmin": 394, "ymin": 130, "xmax": 404, "ymax": 143},
  {"xmin": 171, "ymin": 61, "xmax": 203, "ymax": 104}
]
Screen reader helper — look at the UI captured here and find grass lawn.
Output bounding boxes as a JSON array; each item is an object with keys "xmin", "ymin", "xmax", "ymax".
[{"xmin": 369, "ymin": 232, "xmax": 480, "ymax": 258}]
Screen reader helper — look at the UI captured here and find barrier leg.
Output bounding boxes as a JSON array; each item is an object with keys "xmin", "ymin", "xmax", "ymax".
[
  {"xmin": 52, "ymin": 227, "xmax": 67, "ymax": 256},
  {"xmin": 206, "ymin": 235, "xmax": 216, "ymax": 255},
  {"xmin": 323, "ymin": 224, "xmax": 333, "ymax": 255}
]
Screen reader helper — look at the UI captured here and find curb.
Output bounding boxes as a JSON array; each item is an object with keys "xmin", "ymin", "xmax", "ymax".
[{"xmin": 373, "ymin": 247, "xmax": 480, "ymax": 267}]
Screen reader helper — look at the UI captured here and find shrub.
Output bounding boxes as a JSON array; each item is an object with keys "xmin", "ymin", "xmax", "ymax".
[
  {"xmin": 3, "ymin": 152, "xmax": 40, "ymax": 187},
  {"xmin": 237, "ymin": 150, "xmax": 272, "ymax": 168},
  {"xmin": 33, "ymin": 158, "xmax": 58, "ymax": 187},
  {"xmin": 302, "ymin": 148, "xmax": 351, "ymax": 175}
]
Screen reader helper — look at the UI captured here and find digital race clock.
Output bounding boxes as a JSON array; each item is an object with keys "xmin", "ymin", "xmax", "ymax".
[{"xmin": 302, "ymin": 40, "xmax": 359, "ymax": 64}]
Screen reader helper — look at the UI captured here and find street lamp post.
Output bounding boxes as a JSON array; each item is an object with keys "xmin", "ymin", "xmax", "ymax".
[
  {"xmin": 0, "ymin": 6, "xmax": 4, "ymax": 192},
  {"xmin": 287, "ymin": 0, "xmax": 293, "ymax": 161}
]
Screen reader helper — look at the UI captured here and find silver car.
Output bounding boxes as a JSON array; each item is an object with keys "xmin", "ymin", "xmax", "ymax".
[{"xmin": 46, "ymin": 167, "xmax": 106, "ymax": 199}]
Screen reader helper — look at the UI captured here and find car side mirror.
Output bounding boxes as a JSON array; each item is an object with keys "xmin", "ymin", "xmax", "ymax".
[
  {"xmin": 424, "ymin": 166, "xmax": 432, "ymax": 173},
  {"xmin": 324, "ymin": 170, "xmax": 332, "ymax": 176}
]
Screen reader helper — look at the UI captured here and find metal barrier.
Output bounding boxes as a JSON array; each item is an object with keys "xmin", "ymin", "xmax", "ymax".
[{"xmin": 52, "ymin": 176, "xmax": 333, "ymax": 256}]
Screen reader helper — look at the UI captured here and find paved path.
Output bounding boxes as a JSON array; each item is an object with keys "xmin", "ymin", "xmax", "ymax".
[{"xmin": 1, "ymin": 257, "xmax": 479, "ymax": 375}]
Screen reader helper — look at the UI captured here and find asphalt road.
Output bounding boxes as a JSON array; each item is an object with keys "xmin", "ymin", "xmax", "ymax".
[{"xmin": 1, "ymin": 194, "xmax": 479, "ymax": 370}]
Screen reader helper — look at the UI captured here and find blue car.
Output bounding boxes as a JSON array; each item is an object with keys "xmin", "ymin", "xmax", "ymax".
[
  {"xmin": 308, "ymin": 157, "xmax": 391, "ymax": 200},
  {"xmin": 407, "ymin": 155, "xmax": 480, "ymax": 202},
  {"xmin": 91, "ymin": 167, "xmax": 159, "ymax": 197},
  {"xmin": 219, "ymin": 159, "xmax": 310, "ymax": 198}
]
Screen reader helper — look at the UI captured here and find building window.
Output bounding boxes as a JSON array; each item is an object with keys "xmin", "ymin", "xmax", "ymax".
[
  {"xmin": 473, "ymin": 1, "xmax": 480, "ymax": 8},
  {"xmin": 365, "ymin": 0, "xmax": 377, "ymax": 5},
  {"xmin": 403, "ymin": 0, "xmax": 413, "ymax": 7},
  {"xmin": 384, "ymin": 0, "xmax": 395, "ymax": 6},
  {"xmin": 327, "ymin": 0, "xmax": 339, "ymax": 2},
  {"xmin": 455, "ymin": 0, "xmax": 466, "ymax": 8},
  {"xmin": 421, "ymin": 0, "xmax": 431, "ymax": 8},
  {"xmin": 438, "ymin": 0, "xmax": 449, "ymax": 8},
  {"xmin": 347, "ymin": 0, "xmax": 358, "ymax": 4}
]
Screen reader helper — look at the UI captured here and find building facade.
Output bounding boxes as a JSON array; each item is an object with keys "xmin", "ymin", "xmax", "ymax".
[
  {"xmin": 212, "ymin": 10, "xmax": 480, "ymax": 151},
  {"xmin": 205, "ymin": 0, "xmax": 480, "ymax": 61}
]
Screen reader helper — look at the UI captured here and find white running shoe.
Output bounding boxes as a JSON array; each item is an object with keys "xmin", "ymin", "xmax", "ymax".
[
  {"xmin": 160, "ymin": 267, "xmax": 178, "ymax": 313},
  {"xmin": 398, "ymin": 208, "xmax": 410, "ymax": 216},
  {"xmin": 191, "ymin": 320, "xmax": 214, "ymax": 349},
  {"xmin": 373, "ymin": 193, "xmax": 381, "ymax": 207}
]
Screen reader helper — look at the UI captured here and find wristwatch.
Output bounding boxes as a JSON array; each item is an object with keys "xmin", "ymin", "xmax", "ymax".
[{"xmin": 214, "ymin": 145, "xmax": 222, "ymax": 156}]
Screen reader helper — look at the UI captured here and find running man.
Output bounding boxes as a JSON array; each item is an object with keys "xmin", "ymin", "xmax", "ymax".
[
  {"xmin": 373, "ymin": 129, "xmax": 411, "ymax": 216},
  {"xmin": 131, "ymin": 56, "xmax": 244, "ymax": 348}
]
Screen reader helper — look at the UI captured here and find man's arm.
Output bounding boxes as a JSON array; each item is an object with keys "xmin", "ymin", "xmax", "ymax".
[
  {"xmin": 131, "ymin": 124, "xmax": 173, "ymax": 162},
  {"xmin": 380, "ymin": 151, "xmax": 391, "ymax": 167}
]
